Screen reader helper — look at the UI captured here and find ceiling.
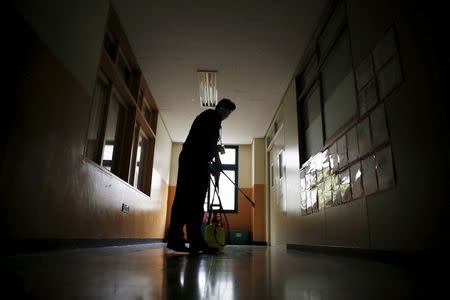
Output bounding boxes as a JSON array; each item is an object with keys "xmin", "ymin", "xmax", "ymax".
[{"xmin": 112, "ymin": 0, "xmax": 327, "ymax": 144}]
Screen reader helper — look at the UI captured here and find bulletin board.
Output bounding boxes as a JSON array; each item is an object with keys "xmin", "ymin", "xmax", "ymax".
[{"xmin": 299, "ymin": 25, "xmax": 400, "ymax": 215}]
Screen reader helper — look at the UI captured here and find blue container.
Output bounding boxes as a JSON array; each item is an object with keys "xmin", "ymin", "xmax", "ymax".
[{"xmin": 229, "ymin": 230, "xmax": 250, "ymax": 245}]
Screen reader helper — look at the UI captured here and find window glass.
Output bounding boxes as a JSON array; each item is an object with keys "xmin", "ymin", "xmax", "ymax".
[
  {"xmin": 318, "ymin": 0, "xmax": 346, "ymax": 59},
  {"xmin": 104, "ymin": 30, "xmax": 118, "ymax": 60},
  {"xmin": 278, "ymin": 152, "xmax": 284, "ymax": 178},
  {"xmin": 206, "ymin": 170, "xmax": 236, "ymax": 211},
  {"xmin": 117, "ymin": 53, "xmax": 131, "ymax": 87},
  {"xmin": 303, "ymin": 84, "xmax": 323, "ymax": 159},
  {"xmin": 101, "ymin": 93, "xmax": 125, "ymax": 174},
  {"xmin": 143, "ymin": 101, "xmax": 152, "ymax": 126},
  {"xmin": 322, "ymin": 30, "xmax": 357, "ymax": 139},
  {"xmin": 205, "ymin": 146, "xmax": 238, "ymax": 212},
  {"xmin": 220, "ymin": 147, "xmax": 236, "ymax": 165},
  {"xmin": 321, "ymin": 30, "xmax": 353, "ymax": 102},
  {"xmin": 134, "ymin": 132, "xmax": 148, "ymax": 190},
  {"xmin": 86, "ymin": 77, "xmax": 109, "ymax": 162},
  {"xmin": 299, "ymin": 53, "xmax": 318, "ymax": 94}
]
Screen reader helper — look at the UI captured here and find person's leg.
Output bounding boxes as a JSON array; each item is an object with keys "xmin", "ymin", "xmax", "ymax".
[
  {"xmin": 185, "ymin": 162, "xmax": 211, "ymax": 251},
  {"xmin": 166, "ymin": 152, "xmax": 190, "ymax": 251},
  {"xmin": 167, "ymin": 196, "xmax": 188, "ymax": 251}
]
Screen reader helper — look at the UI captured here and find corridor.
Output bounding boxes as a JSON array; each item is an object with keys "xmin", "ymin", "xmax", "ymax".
[{"xmin": 7, "ymin": 244, "xmax": 434, "ymax": 299}]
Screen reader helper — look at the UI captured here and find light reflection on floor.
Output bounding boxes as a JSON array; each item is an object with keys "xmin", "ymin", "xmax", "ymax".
[{"xmin": 6, "ymin": 243, "xmax": 436, "ymax": 299}]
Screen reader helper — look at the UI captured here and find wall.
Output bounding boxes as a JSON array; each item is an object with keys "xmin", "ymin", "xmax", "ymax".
[
  {"xmin": 252, "ymin": 138, "xmax": 266, "ymax": 243},
  {"xmin": 3, "ymin": 3, "xmax": 171, "ymax": 242},
  {"xmin": 12, "ymin": 0, "xmax": 109, "ymax": 94},
  {"xmin": 268, "ymin": 0, "xmax": 447, "ymax": 253}
]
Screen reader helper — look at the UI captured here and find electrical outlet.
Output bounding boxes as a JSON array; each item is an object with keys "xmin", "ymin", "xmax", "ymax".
[{"xmin": 121, "ymin": 203, "xmax": 130, "ymax": 213}]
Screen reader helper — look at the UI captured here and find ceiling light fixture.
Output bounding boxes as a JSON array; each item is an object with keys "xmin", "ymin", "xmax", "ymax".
[{"xmin": 198, "ymin": 70, "xmax": 218, "ymax": 108}]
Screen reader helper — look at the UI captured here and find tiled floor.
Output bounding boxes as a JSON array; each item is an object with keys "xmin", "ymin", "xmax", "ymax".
[{"xmin": 6, "ymin": 243, "xmax": 438, "ymax": 299}]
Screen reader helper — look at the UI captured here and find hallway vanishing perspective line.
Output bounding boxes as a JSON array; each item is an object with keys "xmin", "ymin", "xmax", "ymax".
[{"xmin": 6, "ymin": 244, "xmax": 434, "ymax": 299}]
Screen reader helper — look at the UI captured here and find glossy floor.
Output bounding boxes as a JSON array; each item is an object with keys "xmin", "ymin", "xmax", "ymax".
[{"xmin": 6, "ymin": 243, "xmax": 437, "ymax": 299}]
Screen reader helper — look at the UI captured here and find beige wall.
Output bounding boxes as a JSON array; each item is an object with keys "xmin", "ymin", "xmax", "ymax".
[
  {"xmin": 3, "ymin": 5, "xmax": 171, "ymax": 241},
  {"xmin": 13, "ymin": 0, "xmax": 109, "ymax": 95},
  {"xmin": 252, "ymin": 138, "xmax": 266, "ymax": 185},
  {"xmin": 252, "ymin": 138, "xmax": 267, "ymax": 242},
  {"xmin": 238, "ymin": 145, "xmax": 251, "ymax": 188}
]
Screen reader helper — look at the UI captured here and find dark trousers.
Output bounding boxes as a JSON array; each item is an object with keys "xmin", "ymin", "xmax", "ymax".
[{"xmin": 167, "ymin": 150, "xmax": 210, "ymax": 246}]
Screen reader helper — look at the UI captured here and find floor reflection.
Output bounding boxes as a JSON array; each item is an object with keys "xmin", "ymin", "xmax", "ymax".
[{"xmin": 6, "ymin": 244, "xmax": 432, "ymax": 299}]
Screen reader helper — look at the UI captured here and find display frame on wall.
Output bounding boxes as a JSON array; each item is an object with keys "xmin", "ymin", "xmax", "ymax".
[{"xmin": 297, "ymin": 24, "xmax": 402, "ymax": 215}]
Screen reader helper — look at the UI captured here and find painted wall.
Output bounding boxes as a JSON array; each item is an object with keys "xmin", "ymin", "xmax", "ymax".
[
  {"xmin": 267, "ymin": 0, "xmax": 447, "ymax": 252},
  {"xmin": 12, "ymin": 0, "xmax": 109, "ymax": 94},
  {"xmin": 3, "ymin": 4, "xmax": 171, "ymax": 241},
  {"xmin": 252, "ymin": 138, "xmax": 267, "ymax": 243}
]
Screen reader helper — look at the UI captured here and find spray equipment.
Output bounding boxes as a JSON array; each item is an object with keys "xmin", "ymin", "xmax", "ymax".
[{"xmin": 204, "ymin": 159, "xmax": 256, "ymax": 248}]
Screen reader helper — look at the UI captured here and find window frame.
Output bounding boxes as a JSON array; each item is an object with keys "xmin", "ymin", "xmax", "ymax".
[
  {"xmin": 205, "ymin": 145, "xmax": 239, "ymax": 214},
  {"xmin": 83, "ymin": 6, "xmax": 158, "ymax": 197},
  {"xmin": 296, "ymin": 0, "xmax": 358, "ymax": 167}
]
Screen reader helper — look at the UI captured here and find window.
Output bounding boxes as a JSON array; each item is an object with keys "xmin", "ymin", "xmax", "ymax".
[
  {"xmin": 85, "ymin": 81, "xmax": 126, "ymax": 176},
  {"xmin": 296, "ymin": 0, "xmax": 356, "ymax": 165},
  {"xmin": 142, "ymin": 99, "xmax": 153, "ymax": 126},
  {"xmin": 104, "ymin": 29, "xmax": 118, "ymax": 61},
  {"xmin": 321, "ymin": 29, "xmax": 357, "ymax": 140},
  {"xmin": 317, "ymin": 0, "xmax": 346, "ymax": 60},
  {"xmin": 85, "ymin": 77, "xmax": 109, "ymax": 162},
  {"xmin": 278, "ymin": 151, "xmax": 284, "ymax": 179},
  {"xmin": 133, "ymin": 130, "xmax": 148, "ymax": 191},
  {"xmin": 302, "ymin": 82, "xmax": 323, "ymax": 159},
  {"xmin": 101, "ymin": 92, "xmax": 126, "ymax": 174},
  {"xmin": 84, "ymin": 6, "xmax": 158, "ymax": 196},
  {"xmin": 205, "ymin": 145, "xmax": 238, "ymax": 213},
  {"xmin": 117, "ymin": 52, "xmax": 132, "ymax": 88}
]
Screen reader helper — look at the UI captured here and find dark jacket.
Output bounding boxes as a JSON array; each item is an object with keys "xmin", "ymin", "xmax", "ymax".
[{"xmin": 182, "ymin": 109, "xmax": 221, "ymax": 162}]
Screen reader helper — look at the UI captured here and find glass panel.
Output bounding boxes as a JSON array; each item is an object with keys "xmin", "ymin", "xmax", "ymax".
[
  {"xmin": 101, "ymin": 94, "xmax": 125, "ymax": 174},
  {"xmin": 377, "ymin": 55, "xmax": 403, "ymax": 100},
  {"xmin": 300, "ymin": 191, "xmax": 308, "ymax": 215},
  {"xmin": 375, "ymin": 146, "xmax": 395, "ymax": 190},
  {"xmin": 347, "ymin": 127, "xmax": 359, "ymax": 163},
  {"xmin": 278, "ymin": 152, "xmax": 283, "ymax": 178},
  {"xmin": 205, "ymin": 170, "xmax": 236, "ymax": 211},
  {"xmin": 339, "ymin": 168, "xmax": 352, "ymax": 203},
  {"xmin": 362, "ymin": 154, "xmax": 377, "ymax": 195},
  {"xmin": 358, "ymin": 79, "xmax": 378, "ymax": 116},
  {"xmin": 299, "ymin": 53, "xmax": 318, "ymax": 93},
  {"xmin": 321, "ymin": 29, "xmax": 353, "ymax": 98},
  {"xmin": 137, "ymin": 91, "xmax": 144, "ymax": 109},
  {"xmin": 86, "ymin": 77, "xmax": 109, "ymax": 162},
  {"xmin": 337, "ymin": 135, "xmax": 348, "ymax": 168},
  {"xmin": 350, "ymin": 162, "xmax": 363, "ymax": 199},
  {"xmin": 323, "ymin": 71, "xmax": 357, "ymax": 139},
  {"xmin": 143, "ymin": 102, "xmax": 152, "ymax": 126},
  {"xmin": 134, "ymin": 132, "xmax": 148, "ymax": 190},
  {"xmin": 104, "ymin": 30, "xmax": 117, "ymax": 60},
  {"xmin": 321, "ymin": 30, "xmax": 357, "ymax": 139},
  {"xmin": 371, "ymin": 104, "xmax": 389, "ymax": 147},
  {"xmin": 117, "ymin": 53, "xmax": 131, "ymax": 87},
  {"xmin": 303, "ymin": 84, "xmax": 323, "ymax": 158},
  {"xmin": 318, "ymin": 0, "xmax": 346, "ymax": 58},
  {"xmin": 220, "ymin": 147, "xmax": 236, "ymax": 165},
  {"xmin": 358, "ymin": 117, "xmax": 371, "ymax": 156},
  {"xmin": 328, "ymin": 142, "xmax": 339, "ymax": 173}
]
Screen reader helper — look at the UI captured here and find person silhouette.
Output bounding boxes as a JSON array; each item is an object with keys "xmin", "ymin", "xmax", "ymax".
[{"xmin": 166, "ymin": 98, "xmax": 236, "ymax": 254}]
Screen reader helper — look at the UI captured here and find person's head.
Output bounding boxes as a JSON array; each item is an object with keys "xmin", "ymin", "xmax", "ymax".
[{"xmin": 215, "ymin": 98, "xmax": 236, "ymax": 121}]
